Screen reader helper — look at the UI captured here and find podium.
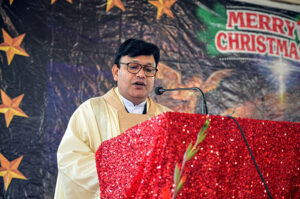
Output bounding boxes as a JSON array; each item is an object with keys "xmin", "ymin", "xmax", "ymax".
[{"xmin": 95, "ymin": 112, "xmax": 299, "ymax": 198}]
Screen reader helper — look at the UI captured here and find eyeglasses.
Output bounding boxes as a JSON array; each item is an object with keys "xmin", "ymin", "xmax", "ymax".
[{"xmin": 120, "ymin": 62, "xmax": 158, "ymax": 77}]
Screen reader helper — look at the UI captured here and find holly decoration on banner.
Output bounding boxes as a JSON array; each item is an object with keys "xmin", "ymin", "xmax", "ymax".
[{"xmin": 196, "ymin": 3, "xmax": 226, "ymax": 56}]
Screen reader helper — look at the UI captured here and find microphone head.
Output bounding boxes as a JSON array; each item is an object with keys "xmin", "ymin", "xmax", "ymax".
[{"xmin": 155, "ymin": 86, "xmax": 164, "ymax": 95}]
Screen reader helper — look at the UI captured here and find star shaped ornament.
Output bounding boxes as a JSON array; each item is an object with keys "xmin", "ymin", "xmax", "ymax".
[
  {"xmin": 106, "ymin": 0, "xmax": 125, "ymax": 12},
  {"xmin": 0, "ymin": 29, "xmax": 29, "ymax": 65},
  {"xmin": 9, "ymin": 0, "xmax": 14, "ymax": 5},
  {"xmin": 51, "ymin": 0, "xmax": 73, "ymax": 5},
  {"xmin": 0, "ymin": 90, "xmax": 28, "ymax": 128},
  {"xmin": 0, "ymin": 154, "xmax": 27, "ymax": 191},
  {"xmin": 149, "ymin": 0, "xmax": 177, "ymax": 20}
]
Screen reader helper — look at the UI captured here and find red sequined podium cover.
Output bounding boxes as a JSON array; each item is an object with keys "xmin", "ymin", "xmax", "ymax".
[{"xmin": 95, "ymin": 112, "xmax": 299, "ymax": 199}]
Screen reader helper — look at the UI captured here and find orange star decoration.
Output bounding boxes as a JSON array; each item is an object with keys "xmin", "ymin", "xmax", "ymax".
[
  {"xmin": 51, "ymin": 0, "xmax": 73, "ymax": 5},
  {"xmin": 0, "ymin": 90, "xmax": 28, "ymax": 128},
  {"xmin": 149, "ymin": 0, "xmax": 177, "ymax": 20},
  {"xmin": 106, "ymin": 0, "xmax": 125, "ymax": 12},
  {"xmin": 0, "ymin": 153, "xmax": 27, "ymax": 191},
  {"xmin": 0, "ymin": 29, "xmax": 29, "ymax": 65}
]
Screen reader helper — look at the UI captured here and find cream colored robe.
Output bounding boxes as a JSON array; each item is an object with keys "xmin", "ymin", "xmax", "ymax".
[{"xmin": 54, "ymin": 88, "xmax": 171, "ymax": 199}]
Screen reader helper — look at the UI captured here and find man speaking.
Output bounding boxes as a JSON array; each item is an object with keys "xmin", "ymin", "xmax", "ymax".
[{"xmin": 54, "ymin": 38, "xmax": 171, "ymax": 198}]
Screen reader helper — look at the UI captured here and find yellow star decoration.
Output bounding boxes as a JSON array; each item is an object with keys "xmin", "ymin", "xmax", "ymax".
[
  {"xmin": 106, "ymin": 0, "xmax": 125, "ymax": 12},
  {"xmin": 0, "ymin": 153, "xmax": 27, "ymax": 191},
  {"xmin": 0, "ymin": 29, "xmax": 29, "ymax": 65},
  {"xmin": 51, "ymin": 0, "xmax": 73, "ymax": 5},
  {"xmin": 0, "ymin": 90, "xmax": 28, "ymax": 128},
  {"xmin": 149, "ymin": 0, "xmax": 177, "ymax": 19},
  {"xmin": 9, "ymin": 0, "xmax": 14, "ymax": 5}
]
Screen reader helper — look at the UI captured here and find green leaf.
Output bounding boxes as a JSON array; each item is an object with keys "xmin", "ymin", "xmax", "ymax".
[
  {"xmin": 184, "ymin": 142, "xmax": 193, "ymax": 161},
  {"xmin": 197, "ymin": 119, "xmax": 210, "ymax": 138},
  {"xmin": 176, "ymin": 176, "xmax": 186, "ymax": 193},
  {"xmin": 186, "ymin": 147, "xmax": 200, "ymax": 162},
  {"xmin": 196, "ymin": 133, "xmax": 208, "ymax": 145},
  {"xmin": 174, "ymin": 163, "xmax": 180, "ymax": 184}
]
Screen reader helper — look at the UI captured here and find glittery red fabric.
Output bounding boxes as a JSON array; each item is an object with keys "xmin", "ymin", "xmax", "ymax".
[{"xmin": 95, "ymin": 112, "xmax": 300, "ymax": 199}]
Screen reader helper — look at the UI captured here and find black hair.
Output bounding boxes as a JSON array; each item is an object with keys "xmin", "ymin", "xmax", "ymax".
[{"xmin": 114, "ymin": 38, "xmax": 160, "ymax": 68}]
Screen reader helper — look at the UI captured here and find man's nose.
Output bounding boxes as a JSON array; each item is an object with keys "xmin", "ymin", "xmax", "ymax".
[{"xmin": 136, "ymin": 67, "xmax": 146, "ymax": 78}]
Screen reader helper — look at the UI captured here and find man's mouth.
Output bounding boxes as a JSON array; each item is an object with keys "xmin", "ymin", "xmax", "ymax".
[{"xmin": 133, "ymin": 82, "xmax": 146, "ymax": 86}]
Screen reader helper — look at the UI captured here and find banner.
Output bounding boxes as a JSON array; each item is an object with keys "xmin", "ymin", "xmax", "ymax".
[{"xmin": 0, "ymin": 0, "xmax": 299, "ymax": 198}]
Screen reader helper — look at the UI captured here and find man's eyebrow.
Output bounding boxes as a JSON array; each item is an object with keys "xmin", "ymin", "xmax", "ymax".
[{"xmin": 130, "ymin": 60, "xmax": 155, "ymax": 66}]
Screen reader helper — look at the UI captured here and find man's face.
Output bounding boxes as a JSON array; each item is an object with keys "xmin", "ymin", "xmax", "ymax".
[{"xmin": 112, "ymin": 55, "xmax": 156, "ymax": 105}]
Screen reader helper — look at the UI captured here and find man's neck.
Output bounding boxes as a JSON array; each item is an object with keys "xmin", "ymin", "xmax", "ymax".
[{"xmin": 119, "ymin": 95, "xmax": 147, "ymax": 114}]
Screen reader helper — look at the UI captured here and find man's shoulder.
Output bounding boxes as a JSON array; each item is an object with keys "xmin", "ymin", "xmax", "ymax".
[
  {"xmin": 79, "ymin": 95, "xmax": 106, "ymax": 109},
  {"xmin": 69, "ymin": 95, "xmax": 107, "ymax": 120},
  {"xmin": 73, "ymin": 88, "xmax": 117, "ymax": 114},
  {"xmin": 150, "ymin": 98, "xmax": 172, "ymax": 112},
  {"xmin": 157, "ymin": 103, "xmax": 172, "ymax": 112}
]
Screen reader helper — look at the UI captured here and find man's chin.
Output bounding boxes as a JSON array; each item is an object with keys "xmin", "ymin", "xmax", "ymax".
[
  {"xmin": 130, "ymin": 93, "xmax": 148, "ymax": 102},
  {"xmin": 133, "ymin": 95, "xmax": 147, "ymax": 100}
]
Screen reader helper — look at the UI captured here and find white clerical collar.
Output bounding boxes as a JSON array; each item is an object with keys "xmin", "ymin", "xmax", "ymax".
[{"xmin": 120, "ymin": 95, "xmax": 146, "ymax": 114}]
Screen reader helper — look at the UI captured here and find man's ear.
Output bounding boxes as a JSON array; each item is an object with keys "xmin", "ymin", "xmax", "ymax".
[
  {"xmin": 112, "ymin": 64, "xmax": 119, "ymax": 81},
  {"xmin": 154, "ymin": 68, "xmax": 157, "ymax": 79}
]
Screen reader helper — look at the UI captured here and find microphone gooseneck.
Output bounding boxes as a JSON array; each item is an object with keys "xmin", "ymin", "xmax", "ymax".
[{"xmin": 154, "ymin": 86, "xmax": 208, "ymax": 114}]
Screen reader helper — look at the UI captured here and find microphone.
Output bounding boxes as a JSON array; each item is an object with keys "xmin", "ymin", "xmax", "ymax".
[
  {"xmin": 154, "ymin": 86, "xmax": 165, "ymax": 95},
  {"xmin": 154, "ymin": 86, "xmax": 208, "ymax": 114}
]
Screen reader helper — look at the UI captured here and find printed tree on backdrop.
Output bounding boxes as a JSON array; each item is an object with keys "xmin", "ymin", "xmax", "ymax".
[{"xmin": 196, "ymin": 3, "xmax": 227, "ymax": 56}]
